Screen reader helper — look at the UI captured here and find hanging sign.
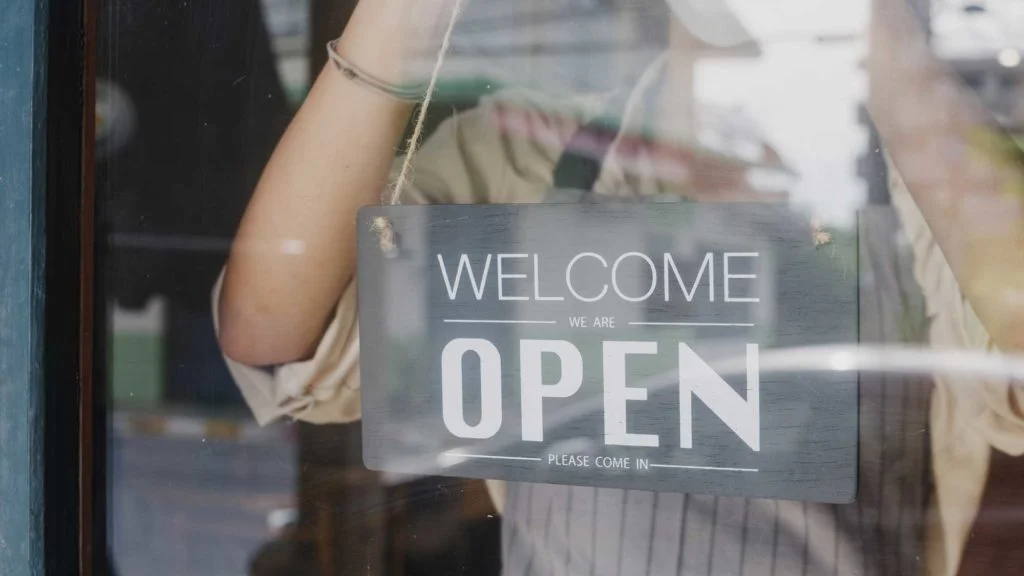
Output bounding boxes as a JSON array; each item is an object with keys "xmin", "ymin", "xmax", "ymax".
[{"xmin": 358, "ymin": 203, "xmax": 858, "ymax": 503}]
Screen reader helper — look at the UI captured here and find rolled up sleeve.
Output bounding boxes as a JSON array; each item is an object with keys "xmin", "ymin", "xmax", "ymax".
[{"xmin": 211, "ymin": 269, "xmax": 363, "ymax": 425}]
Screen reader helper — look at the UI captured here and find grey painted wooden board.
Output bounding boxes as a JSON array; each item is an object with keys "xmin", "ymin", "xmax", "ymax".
[
  {"xmin": 358, "ymin": 203, "xmax": 858, "ymax": 503},
  {"xmin": 0, "ymin": 0, "xmax": 48, "ymax": 574}
]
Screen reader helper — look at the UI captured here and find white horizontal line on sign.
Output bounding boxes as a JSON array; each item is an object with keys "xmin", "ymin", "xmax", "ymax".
[
  {"xmin": 650, "ymin": 463, "xmax": 759, "ymax": 473},
  {"xmin": 443, "ymin": 319, "xmax": 557, "ymax": 325},
  {"xmin": 629, "ymin": 321, "xmax": 755, "ymax": 327},
  {"xmin": 443, "ymin": 452, "xmax": 544, "ymax": 462}
]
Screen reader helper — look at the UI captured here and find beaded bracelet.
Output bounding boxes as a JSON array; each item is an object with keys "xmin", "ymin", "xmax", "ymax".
[{"xmin": 326, "ymin": 40, "xmax": 428, "ymax": 102}]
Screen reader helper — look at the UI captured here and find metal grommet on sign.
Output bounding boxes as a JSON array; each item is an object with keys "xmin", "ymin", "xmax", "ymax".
[{"xmin": 372, "ymin": 216, "xmax": 400, "ymax": 259}]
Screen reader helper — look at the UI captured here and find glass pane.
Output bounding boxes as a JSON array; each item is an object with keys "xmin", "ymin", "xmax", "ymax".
[
  {"xmin": 98, "ymin": 2, "xmax": 302, "ymax": 573},
  {"xmin": 94, "ymin": 0, "xmax": 1024, "ymax": 574}
]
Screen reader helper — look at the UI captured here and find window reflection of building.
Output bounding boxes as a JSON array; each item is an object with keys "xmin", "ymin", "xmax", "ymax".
[
  {"xmin": 261, "ymin": 0, "xmax": 312, "ymax": 103},
  {"xmin": 932, "ymin": 0, "xmax": 1024, "ymax": 136}
]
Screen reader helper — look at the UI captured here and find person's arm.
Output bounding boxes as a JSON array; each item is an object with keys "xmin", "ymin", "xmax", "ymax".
[
  {"xmin": 218, "ymin": 0, "xmax": 455, "ymax": 366},
  {"xmin": 868, "ymin": 0, "xmax": 1024, "ymax": 352}
]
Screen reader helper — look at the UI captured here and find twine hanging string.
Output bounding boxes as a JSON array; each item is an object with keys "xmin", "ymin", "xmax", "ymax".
[{"xmin": 373, "ymin": 0, "xmax": 467, "ymax": 254}]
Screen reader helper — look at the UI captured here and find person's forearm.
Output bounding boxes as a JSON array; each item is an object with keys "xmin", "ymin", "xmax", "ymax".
[
  {"xmin": 869, "ymin": 0, "xmax": 1024, "ymax": 352},
  {"xmin": 219, "ymin": 1, "xmax": 417, "ymax": 366}
]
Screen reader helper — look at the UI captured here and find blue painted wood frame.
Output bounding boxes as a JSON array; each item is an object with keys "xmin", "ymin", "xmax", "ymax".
[{"xmin": 0, "ymin": 0, "xmax": 49, "ymax": 574}]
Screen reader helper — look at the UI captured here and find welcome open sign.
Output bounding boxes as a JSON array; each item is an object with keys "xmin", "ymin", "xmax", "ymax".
[{"xmin": 358, "ymin": 204, "xmax": 857, "ymax": 503}]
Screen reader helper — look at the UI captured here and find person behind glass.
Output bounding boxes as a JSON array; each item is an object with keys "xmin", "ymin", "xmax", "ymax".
[{"xmin": 216, "ymin": 0, "xmax": 1024, "ymax": 574}]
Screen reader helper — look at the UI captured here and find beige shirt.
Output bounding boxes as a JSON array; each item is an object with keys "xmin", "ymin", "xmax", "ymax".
[
  {"xmin": 213, "ymin": 83, "xmax": 1018, "ymax": 575},
  {"xmin": 888, "ymin": 161, "xmax": 1024, "ymax": 576}
]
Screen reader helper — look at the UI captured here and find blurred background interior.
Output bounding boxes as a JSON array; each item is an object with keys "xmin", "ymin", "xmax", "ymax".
[{"xmin": 95, "ymin": 0, "xmax": 1023, "ymax": 574}]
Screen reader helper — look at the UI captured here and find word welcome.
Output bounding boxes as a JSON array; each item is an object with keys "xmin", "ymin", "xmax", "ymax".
[
  {"xmin": 441, "ymin": 338, "xmax": 760, "ymax": 451},
  {"xmin": 436, "ymin": 252, "xmax": 760, "ymax": 303}
]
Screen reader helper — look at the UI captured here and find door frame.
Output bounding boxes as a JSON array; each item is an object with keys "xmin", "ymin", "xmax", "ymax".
[{"xmin": 0, "ymin": 0, "xmax": 100, "ymax": 574}]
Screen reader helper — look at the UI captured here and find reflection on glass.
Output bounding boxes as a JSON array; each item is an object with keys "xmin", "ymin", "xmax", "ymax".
[{"xmin": 98, "ymin": 0, "xmax": 1024, "ymax": 574}]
